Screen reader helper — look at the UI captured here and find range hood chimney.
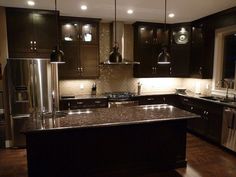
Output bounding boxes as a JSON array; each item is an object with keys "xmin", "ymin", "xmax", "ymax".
[{"xmin": 101, "ymin": 22, "xmax": 140, "ymax": 65}]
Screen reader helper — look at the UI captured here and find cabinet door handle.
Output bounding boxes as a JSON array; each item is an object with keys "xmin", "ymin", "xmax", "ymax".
[
  {"xmin": 30, "ymin": 47, "xmax": 33, "ymax": 50},
  {"xmin": 199, "ymin": 67, "xmax": 202, "ymax": 75},
  {"xmin": 34, "ymin": 47, "xmax": 37, "ymax": 50},
  {"xmin": 81, "ymin": 67, "xmax": 84, "ymax": 72},
  {"xmin": 169, "ymin": 67, "xmax": 172, "ymax": 75},
  {"xmin": 34, "ymin": 41, "xmax": 36, "ymax": 44},
  {"xmin": 77, "ymin": 67, "xmax": 81, "ymax": 72},
  {"xmin": 147, "ymin": 98, "xmax": 154, "ymax": 101},
  {"xmin": 183, "ymin": 98, "xmax": 189, "ymax": 102},
  {"xmin": 190, "ymin": 106, "xmax": 193, "ymax": 110},
  {"xmin": 77, "ymin": 101, "xmax": 84, "ymax": 105},
  {"xmin": 30, "ymin": 41, "xmax": 33, "ymax": 44},
  {"xmin": 163, "ymin": 97, "xmax": 166, "ymax": 102},
  {"xmin": 67, "ymin": 102, "xmax": 71, "ymax": 110},
  {"xmin": 152, "ymin": 67, "xmax": 155, "ymax": 73}
]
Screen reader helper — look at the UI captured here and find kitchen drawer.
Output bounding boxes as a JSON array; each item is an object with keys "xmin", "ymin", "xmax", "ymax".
[
  {"xmin": 60, "ymin": 98, "xmax": 108, "ymax": 110},
  {"xmin": 137, "ymin": 95, "xmax": 176, "ymax": 105}
]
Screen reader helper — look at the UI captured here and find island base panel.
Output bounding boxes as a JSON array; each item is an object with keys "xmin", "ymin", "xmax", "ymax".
[{"xmin": 26, "ymin": 120, "xmax": 187, "ymax": 177}]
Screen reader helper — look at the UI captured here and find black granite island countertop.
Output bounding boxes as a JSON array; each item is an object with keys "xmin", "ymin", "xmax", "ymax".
[
  {"xmin": 24, "ymin": 104, "xmax": 200, "ymax": 177},
  {"xmin": 23, "ymin": 104, "xmax": 199, "ymax": 133}
]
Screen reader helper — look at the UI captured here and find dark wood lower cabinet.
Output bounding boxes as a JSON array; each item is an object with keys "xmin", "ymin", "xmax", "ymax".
[
  {"xmin": 178, "ymin": 96, "xmax": 223, "ymax": 143},
  {"xmin": 136, "ymin": 94, "xmax": 178, "ymax": 106},
  {"xmin": 25, "ymin": 120, "xmax": 187, "ymax": 177},
  {"xmin": 59, "ymin": 98, "xmax": 108, "ymax": 110}
]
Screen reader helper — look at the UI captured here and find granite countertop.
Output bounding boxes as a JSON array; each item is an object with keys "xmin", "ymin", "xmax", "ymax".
[
  {"xmin": 60, "ymin": 94, "xmax": 107, "ymax": 100},
  {"xmin": 23, "ymin": 104, "xmax": 199, "ymax": 133}
]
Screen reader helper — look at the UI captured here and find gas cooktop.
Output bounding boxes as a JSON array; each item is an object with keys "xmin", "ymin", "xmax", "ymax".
[{"xmin": 105, "ymin": 92, "xmax": 135, "ymax": 101}]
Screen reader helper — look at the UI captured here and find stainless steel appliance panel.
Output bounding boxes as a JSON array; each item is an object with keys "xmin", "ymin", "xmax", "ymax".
[
  {"xmin": 7, "ymin": 58, "xmax": 51, "ymax": 147},
  {"xmin": 221, "ymin": 107, "xmax": 236, "ymax": 152},
  {"xmin": 7, "ymin": 58, "xmax": 50, "ymax": 114},
  {"xmin": 108, "ymin": 101, "xmax": 139, "ymax": 108}
]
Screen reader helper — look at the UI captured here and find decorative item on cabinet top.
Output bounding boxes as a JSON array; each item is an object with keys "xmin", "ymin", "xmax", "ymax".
[{"xmin": 173, "ymin": 27, "xmax": 190, "ymax": 44}]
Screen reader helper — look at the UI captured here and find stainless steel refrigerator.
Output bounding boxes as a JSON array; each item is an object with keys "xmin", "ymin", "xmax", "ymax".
[{"xmin": 7, "ymin": 58, "xmax": 52, "ymax": 147}]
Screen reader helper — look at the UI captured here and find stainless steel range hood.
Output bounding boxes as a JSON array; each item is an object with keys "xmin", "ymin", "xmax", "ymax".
[{"xmin": 101, "ymin": 22, "xmax": 140, "ymax": 65}]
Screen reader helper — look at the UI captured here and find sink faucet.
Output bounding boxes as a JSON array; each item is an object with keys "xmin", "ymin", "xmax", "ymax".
[{"xmin": 217, "ymin": 79, "xmax": 231, "ymax": 100}]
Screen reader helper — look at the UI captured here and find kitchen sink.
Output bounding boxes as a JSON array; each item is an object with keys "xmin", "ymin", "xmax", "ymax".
[{"xmin": 200, "ymin": 96, "xmax": 235, "ymax": 103}]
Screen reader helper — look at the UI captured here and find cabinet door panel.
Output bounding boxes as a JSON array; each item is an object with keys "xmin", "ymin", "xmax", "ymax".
[
  {"xmin": 207, "ymin": 112, "xmax": 222, "ymax": 143},
  {"xmin": 6, "ymin": 8, "xmax": 34, "ymax": 57},
  {"xmin": 155, "ymin": 65, "xmax": 170, "ymax": 77},
  {"xmin": 33, "ymin": 11, "xmax": 57, "ymax": 57},
  {"xmin": 59, "ymin": 42, "xmax": 79, "ymax": 79},
  {"xmin": 81, "ymin": 22, "xmax": 98, "ymax": 45},
  {"xmin": 171, "ymin": 45, "xmax": 190, "ymax": 77},
  {"xmin": 135, "ymin": 47, "xmax": 154, "ymax": 77},
  {"xmin": 80, "ymin": 45, "xmax": 99, "ymax": 78},
  {"xmin": 139, "ymin": 26, "xmax": 154, "ymax": 46}
]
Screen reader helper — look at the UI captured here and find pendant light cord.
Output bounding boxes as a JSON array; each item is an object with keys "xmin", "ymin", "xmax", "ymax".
[
  {"xmin": 164, "ymin": 0, "xmax": 167, "ymax": 31},
  {"xmin": 114, "ymin": 0, "xmax": 117, "ymax": 46},
  {"xmin": 55, "ymin": 0, "xmax": 59, "ymax": 46}
]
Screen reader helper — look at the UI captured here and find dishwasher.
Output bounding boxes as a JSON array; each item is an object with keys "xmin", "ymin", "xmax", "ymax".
[{"xmin": 221, "ymin": 107, "xmax": 236, "ymax": 152}]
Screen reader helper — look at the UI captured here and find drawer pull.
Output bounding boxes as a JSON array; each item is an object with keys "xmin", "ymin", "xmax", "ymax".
[
  {"xmin": 94, "ymin": 101, "xmax": 102, "ymax": 104},
  {"xmin": 147, "ymin": 98, "xmax": 154, "ymax": 101},
  {"xmin": 77, "ymin": 101, "xmax": 84, "ymax": 105}
]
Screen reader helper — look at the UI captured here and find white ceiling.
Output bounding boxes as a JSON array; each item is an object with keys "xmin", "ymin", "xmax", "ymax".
[{"xmin": 0, "ymin": 0, "xmax": 236, "ymax": 23}]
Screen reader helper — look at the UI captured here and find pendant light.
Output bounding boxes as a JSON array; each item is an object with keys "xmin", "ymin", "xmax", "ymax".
[
  {"xmin": 50, "ymin": 0, "xmax": 65, "ymax": 64},
  {"xmin": 157, "ymin": 0, "xmax": 171, "ymax": 65},
  {"xmin": 108, "ymin": 0, "xmax": 122, "ymax": 63}
]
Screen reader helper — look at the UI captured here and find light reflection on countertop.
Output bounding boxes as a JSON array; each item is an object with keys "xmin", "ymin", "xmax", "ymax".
[{"xmin": 23, "ymin": 104, "xmax": 199, "ymax": 133}]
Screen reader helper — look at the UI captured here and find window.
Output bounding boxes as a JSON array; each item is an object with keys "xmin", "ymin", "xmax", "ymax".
[{"xmin": 213, "ymin": 25, "xmax": 236, "ymax": 91}]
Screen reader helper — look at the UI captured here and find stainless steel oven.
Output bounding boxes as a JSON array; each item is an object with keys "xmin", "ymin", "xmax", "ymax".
[
  {"xmin": 106, "ymin": 92, "xmax": 138, "ymax": 108},
  {"xmin": 108, "ymin": 101, "xmax": 139, "ymax": 108}
]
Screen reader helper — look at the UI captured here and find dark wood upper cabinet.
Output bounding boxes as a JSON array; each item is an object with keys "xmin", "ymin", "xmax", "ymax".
[
  {"xmin": 6, "ymin": 8, "xmax": 58, "ymax": 58},
  {"xmin": 170, "ymin": 23, "xmax": 191, "ymax": 77},
  {"xmin": 133, "ymin": 22, "xmax": 171, "ymax": 78},
  {"xmin": 189, "ymin": 7, "xmax": 236, "ymax": 79},
  {"xmin": 58, "ymin": 17, "xmax": 100, "ymax": 79},
  {"xmin": 189, "ymin": 20, "xmax": 215, "ymax": 79}
]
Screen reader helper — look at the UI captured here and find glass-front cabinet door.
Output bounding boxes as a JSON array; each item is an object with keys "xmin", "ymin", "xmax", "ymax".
[
  {"xmin": 81, "ymin": 22, "xmax": 98, "ymax": 44},
  {"xmin": 61, "ymin": 22, "xmax": 79, "ymax": 42}
]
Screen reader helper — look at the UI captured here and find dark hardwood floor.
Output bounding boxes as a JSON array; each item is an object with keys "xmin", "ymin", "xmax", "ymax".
[{"xmin": 0, "ymin": 133, "xmax": 236, "ymax": 177}]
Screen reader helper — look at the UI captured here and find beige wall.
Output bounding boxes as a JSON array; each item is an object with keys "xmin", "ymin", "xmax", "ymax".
[{"xmin": 0, "ymin": 7, "xmax": 8, "ymax": 80}]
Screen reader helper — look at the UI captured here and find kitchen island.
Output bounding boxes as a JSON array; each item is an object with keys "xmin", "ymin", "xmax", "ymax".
[{"xmin": 24, "ymin": 104, "xmax": 199, "ymax": 177}]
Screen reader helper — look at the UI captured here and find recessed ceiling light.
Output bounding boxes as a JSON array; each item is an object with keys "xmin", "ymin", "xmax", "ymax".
[
  {"xmin": 27, "ymin": 0, "xmax": 35, "ymax": 6},
  {"xmin": 168, "ymin": 13, "xmax": 175, "ymax": 18},
  {"xmin": 65, "ymin": 24, "xmax": 71, "ymax": 28},
  {"xmin": 81, "ymin": 5, "xmax": 87, "ymax": 10},
  {"xmin": 127, "ymin": 9, "xmax": 133, "ymax": 14}
]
